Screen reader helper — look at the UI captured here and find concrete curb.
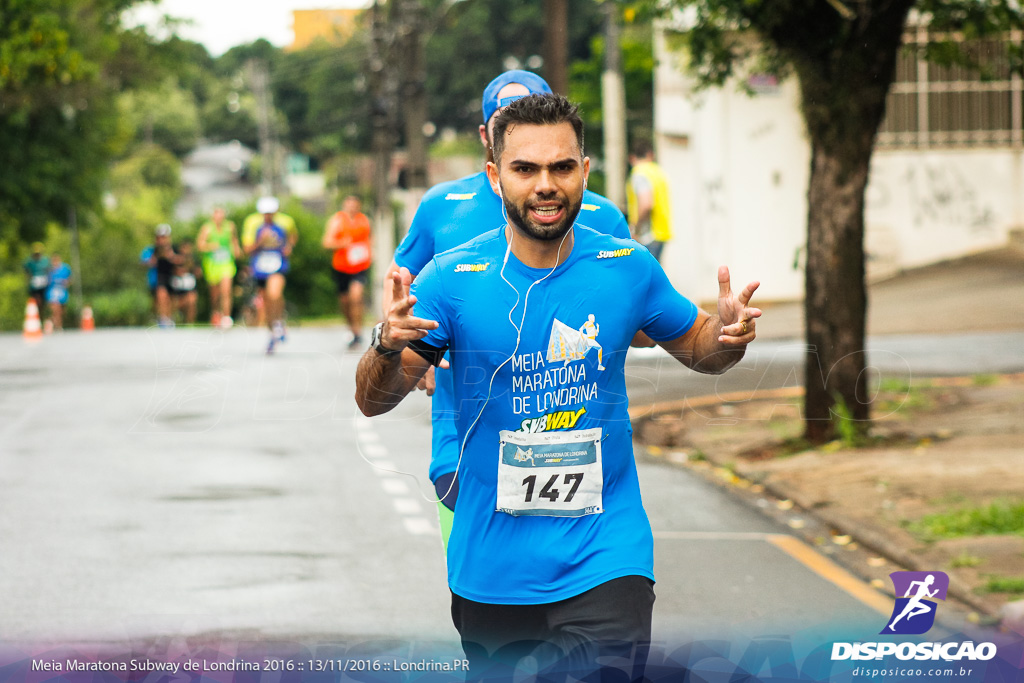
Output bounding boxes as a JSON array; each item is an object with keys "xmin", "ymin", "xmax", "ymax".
[{"xmin": 631, "ymin": 384, "xmax": 1005, "ymax": 618}]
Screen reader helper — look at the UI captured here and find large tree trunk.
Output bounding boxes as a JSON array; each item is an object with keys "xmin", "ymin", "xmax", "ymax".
[
  {"xmin": 788, "ymin": 3, "xmax": 913, "ymax": 443},
  {"xmin": 746, "ymin": 0, "xmax": 923, "ymax": 442},
  {"xmin": 802, "ymin": 140, "xmax": 871, "ymax": 442}
]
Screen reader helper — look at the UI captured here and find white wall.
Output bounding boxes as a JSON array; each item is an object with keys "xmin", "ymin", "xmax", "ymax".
[
  {"xmin": 865, "ymin": 150, "xmax": 1023, "ymax": 274},
  {"xmin": 654, "ymin": 25, "xmax": 1023, "ymax": 303}
]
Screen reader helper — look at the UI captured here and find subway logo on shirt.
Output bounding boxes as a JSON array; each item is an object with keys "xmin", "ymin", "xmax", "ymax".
[
  {"xmin": 454, "ymin": 263, "xmax": 490, "ymax": 273},
  {"xmin": 518, "ymin": 407, "xmax": 587, "ymax": 433},
  {"xmin": 597, "ymin": 248, "xmax": 636, "ymax": 259}
]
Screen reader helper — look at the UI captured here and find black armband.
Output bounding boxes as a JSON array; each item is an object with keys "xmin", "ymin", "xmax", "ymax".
[{"xmin": 407, "ymin": 338, "xmax": 448, "ymax": 367}]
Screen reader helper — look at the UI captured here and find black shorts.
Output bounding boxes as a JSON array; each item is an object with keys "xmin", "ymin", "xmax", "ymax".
[
  {"xmin": 434, "ymin": 472, "xmax": 459, "ymax": 512},
  {"xmin": 332, "ymin": 268, "xmax": 368, "ymax": 293},
  {"xmin": 254, "ymin": 274, "xmax": 285, "ymax": 289},
  {"xmin": 451, "ymin": 575, "xmax": 654, "ymax": 680}
]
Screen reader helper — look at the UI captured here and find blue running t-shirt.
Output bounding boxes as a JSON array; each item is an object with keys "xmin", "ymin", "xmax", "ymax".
[
  {"xmin": 250, "ymin": 223, "xmax": 290, "ymax": 278},
  {"xmin": 410, "ymin": 225, "xmax": 698, "ymax": 604},
  {"xmin": 395, "ymin": 171, "xmax": 630, "ymax": 484}
]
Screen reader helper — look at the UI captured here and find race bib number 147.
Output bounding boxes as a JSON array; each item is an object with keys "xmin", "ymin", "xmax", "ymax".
[{"xmin": 496, "ymin": 427, "xmax": 603, "ymax": 517}]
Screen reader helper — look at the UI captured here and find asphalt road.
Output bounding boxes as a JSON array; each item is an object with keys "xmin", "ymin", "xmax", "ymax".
[
  {"xmin": 1, "ymin": 326, "xmax": 923, "ymax": 648},
  {"xmin": 624, "ymin": 332, "xmax": 1024, "ymax": 407}
]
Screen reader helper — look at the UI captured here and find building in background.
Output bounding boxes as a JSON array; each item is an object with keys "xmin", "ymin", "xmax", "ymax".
[
  {"xmin": 653, "ymin": 21, "xmax": 1023, "ymax": 302},
  {"xmin": 289, "ymin": 9, "xmax": 361, "ymax": 51}
]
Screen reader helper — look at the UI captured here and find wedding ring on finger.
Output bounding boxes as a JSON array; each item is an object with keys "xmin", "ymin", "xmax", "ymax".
[{"xmin": 740, "ymin": 320, "xmax": 748, "ymax": 334}]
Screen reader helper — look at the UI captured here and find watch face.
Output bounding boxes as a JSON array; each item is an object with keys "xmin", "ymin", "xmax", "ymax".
[{"xmin": 372, "ymin": 323, "xmax": 387, "ymax": 351}]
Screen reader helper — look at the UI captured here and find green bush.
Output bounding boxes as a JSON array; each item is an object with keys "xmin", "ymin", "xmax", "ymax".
[
  {"xmin": 88, "ymin": 288, "xmax": 153, "ymax": 327},
  {"xmin": 0, "ymin": 273, "xmax": 26, "ymax": 331}
]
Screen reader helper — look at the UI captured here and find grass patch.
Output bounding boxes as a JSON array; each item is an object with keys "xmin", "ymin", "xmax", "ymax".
[
  {"xmin": 874, "ymin": 388, "xmax": 935, "ymax": 415},
  {"xmin": 980, "ymin": 576, "xmax": 1024, "ymax": 595},
  {"xmin": 909, "ymin": 500, "xmax": 1024, "ymax": 541},
  {"xmin": 972, "ymin": 374, "xmax": 999, "ymax": 387},
  {"xmin": 767, "ymin": 418, "xmax": 802, "ymax": 440},
  {"xmin": 949, "ymin": 553, "xmax": 983, "ymax": 569}
]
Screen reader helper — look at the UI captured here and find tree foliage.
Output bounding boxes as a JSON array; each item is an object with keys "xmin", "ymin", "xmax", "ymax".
[
  {"xmin": 118, "ymin": 78, "xmax": 201, "ymax": 156},
  {"xmin": 658, "ymin": 0, "xmax": 1024, "ymax": 441},
  {"xmin": 0, "ymin": 0, "xmax": 137, "ymax": 242},
  {"xmin": 423, "ymin": 0, "xmax": 608, "ymax": 134}
]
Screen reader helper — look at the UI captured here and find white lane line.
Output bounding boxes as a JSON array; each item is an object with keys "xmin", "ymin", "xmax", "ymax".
[
  {"xmin": 381, "ymin": 478, "xmax": 410, "ymax": 495},
  {"xmin": 393, "ymin": 497, "xmax": 422, "ymax": 515},
  {"xmin": 361, "ymin": 443, "xmax": 388, "ymax": 458},
  {"xmin": 358, "ymin": 421, "xmax": 436, "ymax": 538},
  {"xmin": 403, "ymin": 517, "xmax": 437, "ymax": 536}
]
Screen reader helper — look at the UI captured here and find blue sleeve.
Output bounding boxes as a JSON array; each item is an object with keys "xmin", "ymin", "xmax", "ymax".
[
  {"xmin": 639, "ymin": 251, "xmax": 700, "ymax": 341},
  {"xmin": 408, "ymin": 258, "xmax": 451, "ymax": 350},
  {"xmin": 610, "ymin": 209, "xmax": 630, "ymax": 240},
  {"xmin": 394, "ymin": 197, "xmax": 439, "ymax": 275},
  {"xmin": 140, "ymin": 246, "xmax": 153, "ymax": 263},
  {"xmin": 581, "ymin": 191, "xmax": 631, "ymax": 240}
]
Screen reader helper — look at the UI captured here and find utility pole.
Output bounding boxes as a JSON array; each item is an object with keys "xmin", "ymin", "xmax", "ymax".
[
  {"xmin": 542, "ymin": 0, "xmax": 569, "ymax": 94},
  {"xmin": 369, "ymin": 0, "xmax": 396, "ymax": 314},
  {"xmin": 248, "ymin": 59, "xmax": 280, "ymax": 196},
  {"xmin": 68, "ymin": 206, "xmax": 83, "ymax": 312},
  {"xmin": 400, "ymin": 0, "xmax": 428, "ymax": 192},
  {"xmin": 601, "ymin": 0, "xmax": 627, "ymax": 209}
]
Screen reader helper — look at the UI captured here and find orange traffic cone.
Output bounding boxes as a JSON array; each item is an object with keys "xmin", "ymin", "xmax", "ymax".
[
  {"xmin": 23, "ymin": 299, "xmax": 42, "ymax": 341},
  {"xmin": 81, "ymin": 305, "xmax": 95, "ymax": 332}
]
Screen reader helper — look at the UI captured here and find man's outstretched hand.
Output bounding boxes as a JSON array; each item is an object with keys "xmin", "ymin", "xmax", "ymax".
[
  {"xmin": 716, "ymin": 265, "xmax": 761, "ymax": 345},
  {"xmin": 381, "ymin": 268, "xmax": 448, "ymax": 370}
]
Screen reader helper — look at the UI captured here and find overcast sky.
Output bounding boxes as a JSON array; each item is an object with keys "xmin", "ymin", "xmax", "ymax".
[{"xmin": 125, "ymin": 0, "xmax": 369, "ymax": 56}]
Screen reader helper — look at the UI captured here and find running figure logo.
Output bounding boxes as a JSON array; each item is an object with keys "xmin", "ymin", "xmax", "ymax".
[
  {"xmin": 546, "ymin": 315, "xmax": 605, "ymax": 371},
  {"xmin": 881, "ymin": 571, "xmax": 949, "ymax": 635},
  {"xmin": 514, "ymin": 447, "xmax": 535, "ymax": 466}
]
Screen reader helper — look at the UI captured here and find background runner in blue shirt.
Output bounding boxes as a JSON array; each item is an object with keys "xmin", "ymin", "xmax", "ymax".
[
  {"xmin": 357, "ymin": 94, "xmax": 762, "ymax": 678},
  {"xmin": 383, "ymin": 70, "xmax": 630, "ymax": 549},
  {"xmin": 45, "ymin": 254, "xmax": 71, "ymax": 331}
]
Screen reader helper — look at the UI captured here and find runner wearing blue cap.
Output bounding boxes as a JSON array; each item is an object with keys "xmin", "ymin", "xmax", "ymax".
[
  {"xmin": 381, "ymin": 71, "xmax": 631, "ymax": 551},
  {"xmin": 358, "ymin": 93, "xmax": 761, "ymax": 678}
]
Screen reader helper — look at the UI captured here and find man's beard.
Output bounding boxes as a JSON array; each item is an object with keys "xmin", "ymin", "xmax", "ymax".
[{"xmin": 502, "ymin": 190, "xmax": 583, "ymax": 242}]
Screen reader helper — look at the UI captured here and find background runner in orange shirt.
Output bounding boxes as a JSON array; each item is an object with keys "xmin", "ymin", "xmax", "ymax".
[{"xmin": 322, "ymin": 195, "xmax": 372, "ymax": 349}]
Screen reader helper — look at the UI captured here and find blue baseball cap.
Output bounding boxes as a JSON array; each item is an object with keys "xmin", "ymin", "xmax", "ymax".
[{"xmin": 481, "ymin": 70, "xmax": 552, "ymax": 124}]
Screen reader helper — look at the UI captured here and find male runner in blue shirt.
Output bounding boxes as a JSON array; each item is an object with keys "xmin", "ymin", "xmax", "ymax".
[
  {"xmin": 357, "ymin": 94, "xmax": 761, "ymax": 679},
  {"xmin": 382, "ymin": 70, "xmax": 630, "ymax": 549}
]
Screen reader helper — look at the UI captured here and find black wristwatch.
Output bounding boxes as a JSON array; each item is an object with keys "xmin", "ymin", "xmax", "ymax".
[{"xmin": 370, "ymin": 322, "xmax": 401, "ymax": 357}]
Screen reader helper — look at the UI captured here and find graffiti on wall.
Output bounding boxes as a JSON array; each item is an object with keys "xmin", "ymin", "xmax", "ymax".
[
  {"xmin": 704, "ymin": 176, "xmax": 727, "ymax": 217},
  {"xmin": 903, "ymin": 164, "xmax": 996, "ymax": 233}
]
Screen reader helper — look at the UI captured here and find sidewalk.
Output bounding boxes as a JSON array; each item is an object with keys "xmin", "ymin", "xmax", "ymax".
[
  {"xmin": 752, "ymin": 246, "xmax": 1024, "ymax": 340},
  {"xmin": 634, "ymin": 246, "xmax": 1024, "ymax": 631}
]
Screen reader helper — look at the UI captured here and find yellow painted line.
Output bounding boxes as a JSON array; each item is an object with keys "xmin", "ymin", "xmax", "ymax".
[
  {"xmin": 767, "ymin": 534, "xmax": 891, "ymax": 615},
  {"xmin": 653, "ymin": 530, "xmax": 891, "ymax": 615}
]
